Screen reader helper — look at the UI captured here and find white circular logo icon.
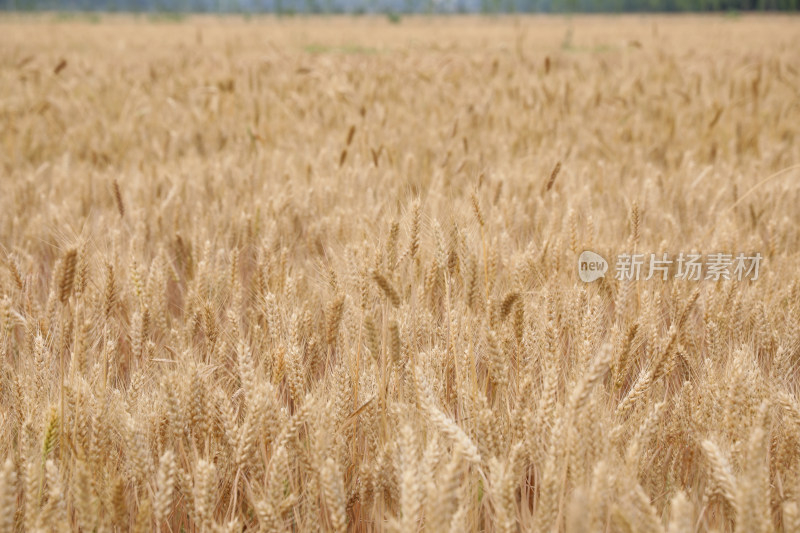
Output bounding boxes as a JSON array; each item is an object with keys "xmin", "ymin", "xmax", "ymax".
[{"xmin": 578, "ymin": 251, "xmax": 608, "ymax": 282}]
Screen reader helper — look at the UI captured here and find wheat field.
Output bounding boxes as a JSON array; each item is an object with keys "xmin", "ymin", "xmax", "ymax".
[{"xmin": 1, "ymin": 14, "xmax": 800, "ymax": 532}]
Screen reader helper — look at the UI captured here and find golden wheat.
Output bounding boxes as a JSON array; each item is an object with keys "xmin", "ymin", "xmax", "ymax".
[{"xmin": 0, "ymin": 13, "xmax": 798, "ymax": 532}]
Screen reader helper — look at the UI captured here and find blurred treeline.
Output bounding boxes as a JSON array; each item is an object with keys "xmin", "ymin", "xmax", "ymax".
[{"xmin": 0, "ymin": 0, "xmax": 796, "ymax": 21}]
